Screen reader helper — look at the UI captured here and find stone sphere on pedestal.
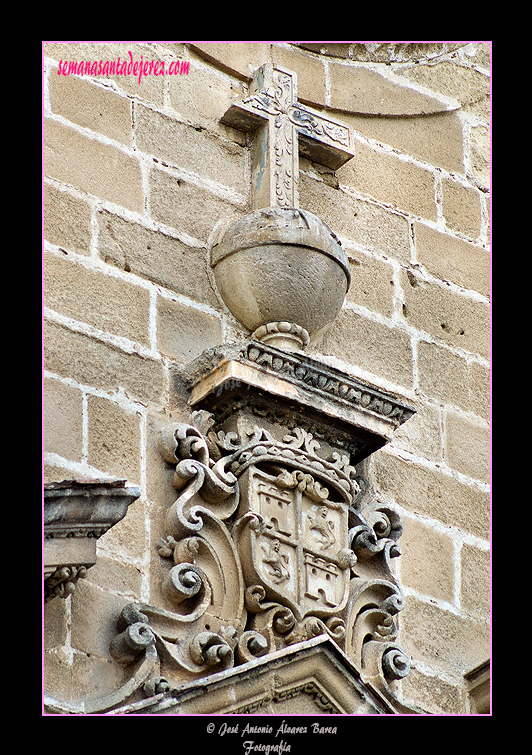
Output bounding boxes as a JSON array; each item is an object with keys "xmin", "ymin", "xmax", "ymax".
[{"xmin": 208, "ymin": 208, "xmax": 351, "ymax": 350}]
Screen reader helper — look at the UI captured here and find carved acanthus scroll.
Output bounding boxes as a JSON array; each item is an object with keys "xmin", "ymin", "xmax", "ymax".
[
  {"xmin": 105, "ymin": 407, "xmax": 408, "ymax": 707},
  {"xmin": 95, "ymin": 339, "xmax": 415, "ymax": 713}
]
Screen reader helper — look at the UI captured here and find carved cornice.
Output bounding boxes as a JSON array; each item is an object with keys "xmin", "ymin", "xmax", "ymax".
[
  {"xmin": 183, "ymin": 341, "xmax": 415, "ymax": 464},
  {"xmin": 44, "ymin": 479, "xmax": 141, "ymax": 602},
  {"xmin": 243, "ymin": 341, "xmax": 415, "ymax": 427}
]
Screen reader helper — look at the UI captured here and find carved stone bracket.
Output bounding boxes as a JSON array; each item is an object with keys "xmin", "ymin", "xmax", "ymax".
[
  {"xmin": 44, "ymin": 479, "xmax": 141, "ymax": 602},
  {"xmin": 132, "ymin": 341, "xmax": 417, "ymax": 711}
]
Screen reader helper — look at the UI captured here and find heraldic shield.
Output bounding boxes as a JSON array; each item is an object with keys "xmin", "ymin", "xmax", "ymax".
[{"xmin": 233, "ymin": 428, "xmax": 358, "ymax": 623}]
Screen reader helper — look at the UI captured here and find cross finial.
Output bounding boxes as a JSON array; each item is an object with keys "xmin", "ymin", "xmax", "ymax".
[{"xmin": 221, "ymin": 64, "xmax": 354, "ymax": 210}]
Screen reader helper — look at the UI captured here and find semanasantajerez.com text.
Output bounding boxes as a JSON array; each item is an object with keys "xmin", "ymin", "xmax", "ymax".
[{"xmin": 57, "ymin": 50, "xmax": 190, "ymax": 84}]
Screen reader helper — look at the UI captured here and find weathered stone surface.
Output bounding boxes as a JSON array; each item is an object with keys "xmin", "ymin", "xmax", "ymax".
[
  {"xmin": 338, "ymin": 140, "xmax": 438, "ymax": 221},
  {"xmin": 316, "ymin": 308, "xmax": 415, "ymax": 389},
  {"xmin": 44, "ymin": 320, "xmax": 166, "ymax": 406},
  {"xmin": 209, "ymin": 208, "xmax": 350, "ymax": 345},
  {"xmin": 444, "ymin": 409, "xmax": 490, "ymax": 483},
  {"xmin": 49, "ymin": 73, "xmax": 133, "ymax": 144},
  {"xmin": 401, "ymin": 268, "xmax": 490, "ymax": 359},
  {"xmin": 401, "ymin": 595, "xmax": 489, "ymax": 676},
  {"xmin": 44, "ymin": 183, "xmax": 92, "ymax": 256},
  {"xmin": 44, "ymin": 119, "xmax": 143, "ymax": 213},
  {"xmin": 328, "ymin": 62, "xmax": 459, "ymax": 116},
  {"xmin": 135, "ymin": 104, "xmax": 247, "ymax": 194},
  {"xmin": 44, "ymin": 378, "xmax": 84, "ymax": 461},
  {"xmin": 44, "ymin": 251, "xmax": 151, "ymax": 347},
  {"xmin": 149, "ymin": 167, "xmax": 240, "ymax": 244},
  {"xmin": 370, "ymin": 450, "xmax": 490, "ymax": 540},
  {"xmin": 87, "ymin": 396, "xmax": 142, "ymax": 484},
  {"xmin": 414, "ymin": 223, "xmax": 489, "ymax": 296},
  {"xmin": 43, "ymin": 42, "xmax": 490, "ymax": 716},
  {"xmin": 97, "ymin": 210, "xmax": 220, "ymax": 308},
  {"xmin": 401, "ymin": 516, "xmax": 455, "ymax": 602},
  {"xmin": 156, "ymin": 295, "xmax": 223, "ymax": 363}
]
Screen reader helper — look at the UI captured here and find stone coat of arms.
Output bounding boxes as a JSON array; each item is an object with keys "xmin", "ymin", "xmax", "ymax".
[{"xmin": 233, "ymin": 427, "xmax": 357, "ymax": 624}]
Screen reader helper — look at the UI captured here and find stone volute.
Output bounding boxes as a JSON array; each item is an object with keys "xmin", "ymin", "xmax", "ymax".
[{"xmin": 209, "ymin": 207, "xmax": 350, "ymax": 350}]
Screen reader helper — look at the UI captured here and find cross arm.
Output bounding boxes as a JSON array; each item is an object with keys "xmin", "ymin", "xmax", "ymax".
[
  {"xmin": 290, "ymin": 103, "xmax": 354, "ymax": 171},
  {"xmin": 220, "ymin": 101, "xmax": 269, "ymax": 134}
]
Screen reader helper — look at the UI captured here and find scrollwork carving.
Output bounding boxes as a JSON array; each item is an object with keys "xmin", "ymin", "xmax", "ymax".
[
  {"xmin": 150, "ymin": 398, "xmax": 412, "ymax": 710},
  {"xmin": 110, "ymin": 604, "xmax": 156, "ymax": 665},
  {"xmin": 188, "ymin": 629, "xmax": 235, "ymax": 668},
  {"xmin": 350, "ymin": 498, "xmax": 403, "ymax": 561},
  {"xmin": 44, "ymin": 565, "xmax": 88, "ymax": 602},
  {"xmin": 162, "ymin": 562, "xmax": 209, "ymax": 607}
]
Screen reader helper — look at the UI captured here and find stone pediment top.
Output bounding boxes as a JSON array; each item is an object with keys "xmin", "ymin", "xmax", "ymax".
[
  {"xmin": 106, "ymin": 634, "xmax": 402, "ymax": 715},
  {"xmin": 189, "ymin": 43, "xmax": 461, "ymax": 117},
  {"xmin": 183, "ymin": 340, "xmax": 415, "ymax": 439}
]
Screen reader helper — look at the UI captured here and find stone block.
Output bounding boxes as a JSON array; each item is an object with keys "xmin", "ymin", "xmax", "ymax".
[
  {"xmin": 44, "ymin": 320, "xmax": 165, "ymax": 406},
  {"xmin": 401, "ymin": 595, "xmax": 489, "ymax": 676},
  {"xmin": 389, "ymin": 399, "xmax": 443, "ymax": 462},
  {"xmin": 44, "ymin": 183, "xmax": 92, "ymax": 255},
  {"xmin": 460, "ymin": 543, "xmax": 491, "ymax": 618},
  {"xmin": 44, "ymin": 251, "xmax": 151, "ymax": 347},
  {"xmin": 44, "ymin": 119, "xmax": 144, "ymax": 213},
  {"xmin": 370, "ymin": 450, "xmax": 490, "ymax": 540},
  {"xmin": 99, "ymin": 485, "xmax": 147, "ymax": 564},
  {"xmin": 400, "ymin": 60, "xmax": 490, "ymax": 123},
  {"xmin": 441, "ymin": 178, "xmax": 482, "ymax": 241},
  {"xmin": 190, "ymin": 42, "xmax": 272, "ymax": 80},
  {"xmin": 43, "ymin": 650, "xmax": 76, "ymax": 706},
  {"xmin": 414, "ymin": 223, "xmax": 489, "ymax": 296},
  {"xmin": 135, "ymin": 105, "xmax": 247, "ymax": 195},
  {"xmin": 149, "ymin": 166, "xmax": 242, "ymax": 244},
  {"xmin": 168, "ymin": 60, "xmax": 247, "ymax": 135},
  {"xmin": 156, "ymin": 295, "xmax": 223, "ymax": 363},
  {"xmin": 328, "ymin": 61, "xmax": 455, "ymax": 116},
  {"xmin": 343, "ymin": 110, "xmax": 464, "ymax": 174},
  {"xmin": 87, "ymin": 394, "xmax": 141, "ymax": 484},
  {"xmin": 97, "ymin": 210, "xmax": 219, "ymax": 308},
  {"xmin": 69, "ymin": 649, "xmax": 128, "ymax": 706},
  {"xmin": 86, "ymin": 554, "xmax": 143, "ymax": 600},
  {"xmin": 299, "ymin": 173, "xmax": 411, "ymax": 262},
  {"xmin": 400, "ymin": 516, "xmax": 455, "ymax": 603},
  {"xmin": 469, "ymin": 360, "xmax": 490, "ymax": 422},
  {"xmin": 271, "ymin": 44, "xmax": 326, "ymax": 105},
  {"xmin": 417, "ymin": 339, "xmax": 470, "ymax": 411},
  {"xmin": 315, "ymin": 308, "xmax": 413, "ymax": 389},
  {"xmin": 444, "ymin": 409, "xmax": 490, "ymax": 483},
  {"xmin": 401, "ymin": 667, "xmax": 465, "ymax": 714},
  {"xmin": 49, "ymin": 73, "xmax": 132, "ymax": 145},
  {"xmin": 337, "ymin": 140, "xmax": 437, "ymax": 222},
  {"xmin": 43, "ymin": 377, "xmax": 84, "ymax": 461},
  {"xmin": 345, "ymin": 251, "xmax": 396, "ymax": 317},
  {"xmin": 401, "ymin": 268, "xmax": 490, "ymax": 359},
  {"xmin": 469, "ymin": 123, "xmax": 490, "ymax": 189},
  {"xmin": 43, "ymin": 593, "xmax": 68, "ymax": 648},
  {"xmin": 70, "ymin": 578, "xmax": 126, "ymax": 658}
]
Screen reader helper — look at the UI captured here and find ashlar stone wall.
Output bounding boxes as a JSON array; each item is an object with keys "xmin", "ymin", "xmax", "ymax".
[{"xmin": 43, "ymin": 41, "xmax": 490, "ymax": 714}]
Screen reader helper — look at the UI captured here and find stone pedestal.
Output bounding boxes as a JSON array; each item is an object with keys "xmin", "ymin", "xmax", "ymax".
[{"xmin": 44, "ymin": 478, "xmax": 141, "ymax": 602}]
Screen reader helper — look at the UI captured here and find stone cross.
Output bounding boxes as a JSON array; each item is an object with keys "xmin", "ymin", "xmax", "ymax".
[{"xmin": 221, "ymin": 64, "xmax": 354, "ymax": 210}]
